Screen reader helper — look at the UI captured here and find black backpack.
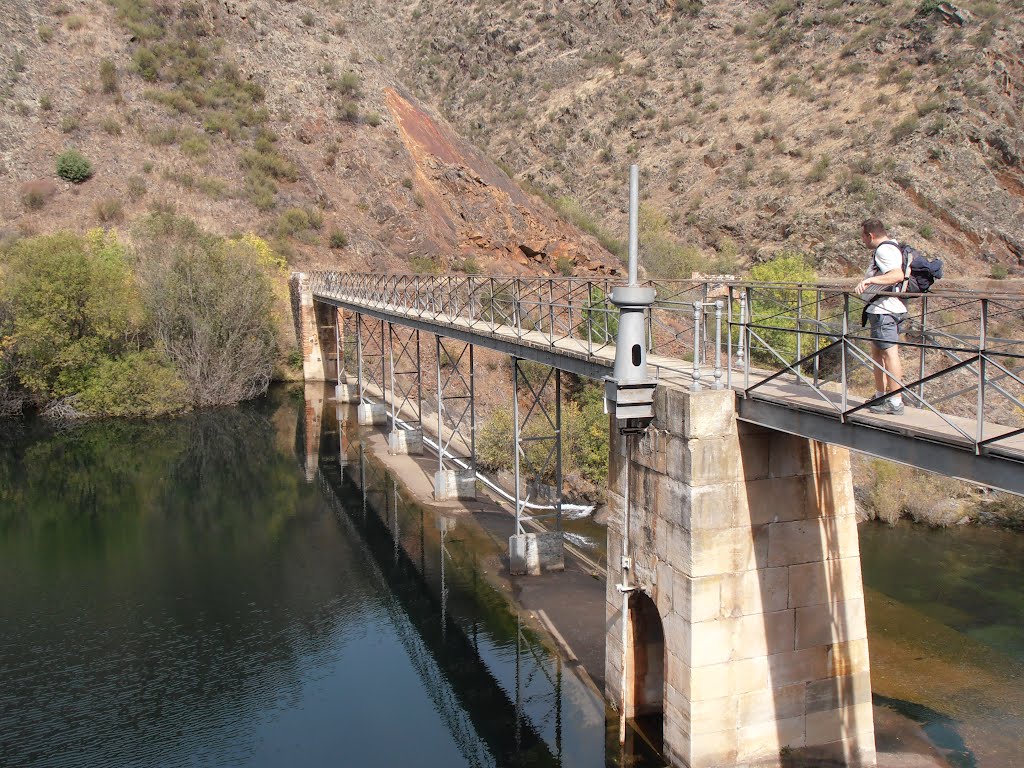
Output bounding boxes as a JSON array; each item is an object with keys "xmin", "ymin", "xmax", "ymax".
[{"xmin": 878, "ymin": 240, "xmax": 944, "ymax": 295}]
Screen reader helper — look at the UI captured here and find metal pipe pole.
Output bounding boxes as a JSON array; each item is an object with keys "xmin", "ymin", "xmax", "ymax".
[
  {"xmin": 714, "ymin": 300, "xmax": 723, "ymax": 389},
  {"xmin": 692, "ymin": 301, "xmax": 702, "ymax": 391},
  {"xmin": 555, "ymin": 370, "xmax": 562, "ymax": 533},
  {"xmin": 469, "ymin": 344, "xmax": 476, "ymax": 477},
  {"xmin": 618, "ymin": 431, "xmax": 633, "ymax": 745},
  {"xmin": 513, "ymin": 358, "xmax": 522, "ymax": 536},
  {"xmin": 628, "ymin": 164, "xmax": 639, "ymax": 285},
  {"xmin": 388, "ymin": 322, "xmax": 396, "ymax": 428},
  {"xmin": 356, "ymin": 313, "xmax": 364, "ymax": 403},
  {"xmin": 436, "ymin": 335, "xmax": 443, "ymax": 476},
  {"xmin": 977, "ymin": 299, "xmax": 988, "ymax": 449}
]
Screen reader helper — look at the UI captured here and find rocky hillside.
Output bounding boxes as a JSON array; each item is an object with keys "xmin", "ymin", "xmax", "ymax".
[{"xmin": 1, "ymin": 0, "xmax": 1022, "ymax": 282}]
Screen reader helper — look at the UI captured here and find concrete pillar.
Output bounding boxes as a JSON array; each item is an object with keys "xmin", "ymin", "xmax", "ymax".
[
  {"xmin": 509, "ymin": 531, "xmax": 565, "ymax": 576},
  {"xmin": 389, "ymin": 427, "xmax": 424, "ymax": 455},
  {"xmin": 606, "ymin": 385, "xmax": 875, "ymax": 768},
  {"xmin": 296, "ymin": 273, "xmax": 326, "ymax": 381},
  {"xmin": 433, "ymin": 468, "xmax": 477, "ymax": 501},
  {"xmin": 357, "ymin": 402, "xmax": 386, "ymax": 426},
  {"xmin": 335, "ymin": 382, "xmax": 360, "ymax": 403}
]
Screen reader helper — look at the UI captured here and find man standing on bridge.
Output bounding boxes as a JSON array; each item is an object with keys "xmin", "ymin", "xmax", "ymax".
[{"xmin": 855, "ymin": 218, "xmax": 907, "ymax": 415}]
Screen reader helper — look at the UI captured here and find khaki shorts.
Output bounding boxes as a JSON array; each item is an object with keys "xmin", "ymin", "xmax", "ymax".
[{"xmin": 868, "ymin": 312, "xmax": 905, "ymax": 350}]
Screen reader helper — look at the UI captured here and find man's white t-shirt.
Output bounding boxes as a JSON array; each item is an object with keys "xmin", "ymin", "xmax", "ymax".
[{"xmin": 866, "ymin": 242, "xmax": 908, "ymax": 315}]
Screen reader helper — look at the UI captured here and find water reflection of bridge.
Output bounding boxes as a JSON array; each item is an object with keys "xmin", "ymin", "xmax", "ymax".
[{"xmin": 314, "ymin": 416, "xmax": 609, "ymax": 768}]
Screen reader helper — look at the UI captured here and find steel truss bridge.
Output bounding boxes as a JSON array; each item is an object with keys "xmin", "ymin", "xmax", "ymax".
[{"xmin": 310, "ymin": 272, "xmax": 1024, "ymax": 497}]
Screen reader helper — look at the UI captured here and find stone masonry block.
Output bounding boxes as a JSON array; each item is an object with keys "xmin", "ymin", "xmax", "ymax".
[
  {"xmin": 767, "ymin": 433, "xmax": 813, "ymax": 478},
  {"xmin": 721, "ymin": 566, "xmax": 789, "ymax": 617},
  {"xmin": 691, "ymin": 526, "xmax": 768, "ymax": 578},
  {"xmin": 766, "ymin": 646, "xmax": 830, "ymax": 688},
  {"xmin": 746, "ymin": 476, "xmax": 810, "ymax": 525},
  {"xmin": 691, "ymin": 693, "xmax": 739, "ymax": 736},
  {"xmin": 676, "ymin": 435, "xmax": 744, "ymax": 486},
  {"xmin": 795, "ymin": 598, "xmax": 868, "ymax": 650},
  {"xmin": 732, "ymin": 609, "xmax": 796, "ymax": 661},
  {"xmin": 674, "ymin": 571, "xmax": 723, "ymax": 623},
  {"xmin": 767, "ymin": 515, "xmax": 860, "ymax": 568},
  {"xmin": 828, "ymin": 638, "xmax": 871, "ymax": 678},
  {"xmin": 739, "ymin": 681, "xmax": 806, "ymax": 726},
  {"xmin": 804, "ymin": 701, "xmax": 875, "ymax": 746},
  {"xmin": 788, "ymin": 557, "xmax": 865, "ymax": 609},
  {"xmin": 805, "ymin": 671, "xmax": 873, "ymax": 714},
  {"xmin": 737, "ymin": 432, "xmax": 771, "ymax": 481},
  {"xmin": 666, "ymin": 649, "xmax": 692, "ymax": 703},
  {"xmin": 737, "ymin": 715, "xmax": 807, "ymax": 762},
  {"xmin": 691, "ymin": 656, "xmax": 771, "ymax": 700},
  {"xmin": 679, "ymin": 388, "xmax": 737, "ymax": 440}
]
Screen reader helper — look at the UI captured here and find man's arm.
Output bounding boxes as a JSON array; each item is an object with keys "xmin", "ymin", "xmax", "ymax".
[{"xmin": 855, "ymin": 267, "xmax": 904, "ymax": 295}]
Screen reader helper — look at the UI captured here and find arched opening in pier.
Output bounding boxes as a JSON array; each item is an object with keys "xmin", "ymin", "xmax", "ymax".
[{"xmin": 629, "ymin": 590, "xmax": 664, "ymax": 751}]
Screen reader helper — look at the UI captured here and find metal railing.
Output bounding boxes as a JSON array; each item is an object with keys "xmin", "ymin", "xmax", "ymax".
[{"xmin": 310, "ymin": 272, "xmax": 1024, "ymax": 462}]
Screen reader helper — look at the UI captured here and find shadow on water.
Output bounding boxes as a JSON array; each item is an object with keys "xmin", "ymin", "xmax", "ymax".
[{"xmin": 872, "ymin": 695, "xmax": 976, "ymax": 768}]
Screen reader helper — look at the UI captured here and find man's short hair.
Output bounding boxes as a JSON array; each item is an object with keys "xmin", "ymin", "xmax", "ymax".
[{"xmin": 862, "ymin": 218, "xmax": 887, "ymax": 237}]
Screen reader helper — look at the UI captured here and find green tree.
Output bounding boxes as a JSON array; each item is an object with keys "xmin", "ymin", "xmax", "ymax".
[
  {"xmin": 0, "ymin": 231, "xmax": 148, "ymax": 403},
  {"xmin": 746, "ymin": 253, "xmax": 819, "ymax": 369}
]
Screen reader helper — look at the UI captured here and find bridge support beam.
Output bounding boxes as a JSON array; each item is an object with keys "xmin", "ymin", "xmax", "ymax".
[{"xmin": 607, "ymin": 386, "xmax": 875, "ymax": 768}]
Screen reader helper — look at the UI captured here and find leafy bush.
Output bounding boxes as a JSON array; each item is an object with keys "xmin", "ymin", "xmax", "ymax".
[
  {"xmin": 77, "ymin": 351, "xmax": 187, "ymax": 416},
  {"xmin": 133, "ymin": 214, "xmax": 278, "ymax": 407},
  {"xmin": 746, "ymin": 253, "xmax": 819, "ymax": 369},
  {"xmin": 56, "ymin": 148, "xmax": 92, "ymax": 182},
  {"xmin": 328, "ymin": 230, "xmax": 348, "ymax": 249},
  {"xmin": 0, "ymin": 230, "xmax": 143, "ymax": 403}
]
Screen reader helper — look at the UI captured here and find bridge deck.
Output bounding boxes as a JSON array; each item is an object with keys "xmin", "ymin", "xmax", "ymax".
[{"xmin": 317, "ymin": 292, "xmax": 1024, "ymax": 494}]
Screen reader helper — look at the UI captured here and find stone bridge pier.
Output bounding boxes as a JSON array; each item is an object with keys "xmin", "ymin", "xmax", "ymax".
[{"xmin": 606, "ymin": 385, "xmax": 874, "ymax": 768}]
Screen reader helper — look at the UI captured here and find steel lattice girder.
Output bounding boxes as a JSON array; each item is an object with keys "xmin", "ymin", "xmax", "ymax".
[
  {"xmin": 513, "ymin": 358, "xmax": 562, "ymax": 534},
  {"xmin": 435, "ymin": 337, "xmax": 475, "ymax": 473}
]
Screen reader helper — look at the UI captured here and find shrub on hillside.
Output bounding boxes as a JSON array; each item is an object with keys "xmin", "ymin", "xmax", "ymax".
[{"xmin": 56, "ymin": 149, "xmax": 93, "ymax": 182}]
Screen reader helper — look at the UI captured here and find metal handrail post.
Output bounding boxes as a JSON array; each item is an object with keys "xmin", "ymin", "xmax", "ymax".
[
  {"xmin": 795, "ymin": 285, "xmax": 803, "ymax": 382},
  {"xmin": 841, "ymin": 293, "xmax": 849, "ymax": 416},
  {"xmin": 714, "ymin": 300, "xmax": 723, "ymax": 389},
  {"xmin": 744, "ymin": 287, "xmax": 751, "ymax": 390},
  {"xmin": 436, "ymin": 335, "xmax": 444, "ymax": 475},
  {"xmin": 977, "ymin": 299, "xmax": 988, "ymax": 450},
  {"xmin": 692, "ymin": 301, "xmax": 702, "ymax": 391},
  {"xmin": 813, "ymin": 290, "xmax": 821, "ymax": 387},
  {"xmin": 726, "ymin": 287, "xmax": 733, "ymax": 389},
  {"xmin": 918, "ymin": 296, "xmax": 927, "ymax": 401}
]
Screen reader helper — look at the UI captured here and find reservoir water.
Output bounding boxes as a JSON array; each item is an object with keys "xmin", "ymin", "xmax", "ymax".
[{"xmin": 1, "ymin": 386, "xmax": 1022, "ymax": 766}]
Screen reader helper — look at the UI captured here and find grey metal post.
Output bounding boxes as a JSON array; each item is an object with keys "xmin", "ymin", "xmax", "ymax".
[
  {"xmin": 436, "ymin": 334, "xmax": 443, "ymax": 475},
  {"xmin": 334, "ymin": 308, "xmax": 341, "ymax": 383},
  {"xmin": 814, "ymin": 292, "xmax": 821, "ymax": 386},
  {"xmin": 469, "ymin": 344, "xmax": 476, "ymax": 476},
  {"xmin": 692, "ymin": 301, "xmax": 702, "ymax": 391},
  {"xmin": 554, "ymin": 370, "xmax": 562, "ymax": 532},
  {"xmin": 356, "ymin": 313, "xmax": 364, "ymax": 403},
  {"xmin": 513, "ymin": 357, "xmax": 522, "ymax": 536},
  {"xmin": 727, "ymin": 287, "xmax": 734, "ymax": 390},
  {"xmin": 795, "ymin": 285, "xmax": 803, "ymax": 382},
  {"xmin": 415, "ymin": 329, "xmax": 422, "ymax": 425},
  {"xmin": 918, "ymin": 296, "xmax": 927, "ymax": 402},
  {"xmin": 841, "ymin": 293, "xmax": 849, "ymax": 417},
  {"xmin": 714, "ymin": 300, "xmax": 723, "ymax": 389},
  {"xmin": 388, "ymin": 322, "xmax": 396, "ymax": 428},
  {"xmin": 380, "ymin": 319, "xmax": 386, "ymax": 409},
  {"xmin": 744, "ymin": 287, "xmax": 752, "ymax": 390},
  {"xmin": 977, "ymin": 298, "xmax": 988, "ymax": 449}
]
